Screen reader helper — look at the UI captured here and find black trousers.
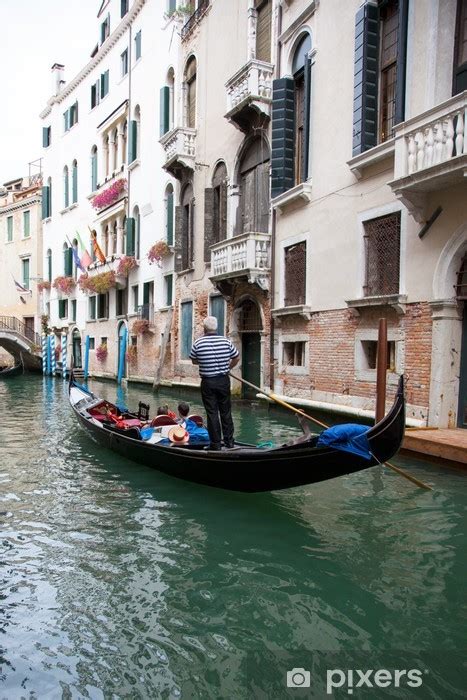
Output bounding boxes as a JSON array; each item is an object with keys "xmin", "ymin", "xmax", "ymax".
[{"xmin": 200, "ymin": 374, "xmax": 234, "ymax": 448}]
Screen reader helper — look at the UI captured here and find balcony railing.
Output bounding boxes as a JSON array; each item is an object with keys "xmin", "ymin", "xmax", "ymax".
[
  {"xmin": 137, "ymin": 303, "xmax": 154, "ymax": 325},
  {"xmin": 225, "ymin": 59, "xmax": 274, "ymax": 132},
  {"xmin": 181, "ymin": 0, "xmax": 210, "ymax": 40},
  {"xmin": 86, "ymin": 255, "xmax": 128, "ymax": 288},
  {"xmin": 210, "ymin": 232, "xmax": 271, "ymax": 290},
  {"xmin": 0, "ymin": 315, "xmax": 41, "ymax": 346},
  {"xmin": 159, "ymin": 126, "xmax": 196, "ymax": 177},
  {"xmin": 390, "ymin": 91, "xmax": 467, "ymax": 221}
]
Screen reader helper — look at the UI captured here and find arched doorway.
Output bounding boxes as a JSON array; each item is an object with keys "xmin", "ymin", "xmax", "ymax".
[
  {"xmin": 456, "ymin": 253, "xmax": 467, "ymax": 428},
  {"xmin": 72, "ymin": 329, "xmax": 82, "ymax": 368},
  {"xmin": 237, "ymin": 299, "xmax": 263, "ymax": 399},
  {"xmin": 117, "ymin": 321, "xmax": 127, "ymax": 379},
  {"xmin": 237, "ymin": 136, "xmax": 270, "ymax": 235}
]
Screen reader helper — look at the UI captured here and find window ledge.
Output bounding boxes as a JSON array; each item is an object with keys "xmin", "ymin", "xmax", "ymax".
[
  {"xmin": 60, "ymin": 203, "xmax": 78, "ymax": 215},
  {"xmin": 43, "ymin": 217, "xmax": 52, "ymax": 224},
  {"xmin": 127, "ymin": 159, "xmax": 140, "ymax": 172},
  {"xmin": 346, "ymin": 294, "xmax": 407, "ymax": 315},
  {"xmin": 272, "ymin": 304, "xmax": 313, "ymax": 320},
  {"xmin": 347, "ymin": 138, "xmax": 395, "ymax": 180},
  {"xmin": 281, "ymin": 365, "xmax": 308, "ymax": 376},
  {"xmin": 176, "ymin": 267, "xmax": 195, "ymax": 276},
  {"xmin": 159, "ymin": 305, "xmax": 173, "ymax": 312},
  {"xmin": 272, "ymin": 181, "xmax": 312, "ymax": 212}
]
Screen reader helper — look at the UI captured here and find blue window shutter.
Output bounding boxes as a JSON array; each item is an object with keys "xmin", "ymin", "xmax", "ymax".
[
  {"xmin": 160, "ymin": 86, "xmax": 170, "ymax": 136},
  {"xmin": 210, "ymin": 296, "xmax": 225, "ymax": 335},
  {"xmin": 271, "ymin": 77, "xmax": 295, "ymax": 198},
  {"xmin": 41, "ymin": 186, "xmax": 50, "ymax": 219},
  {"xmin": 166, "ymin": 190, "xmax": 174, "ymax": 245},
  {"xmin": 352, "ymin": 2, "xmax": 379, "ymax": 156},
  {"xmin": 128, "ymin": 120, "xmax": 138, "ymax": 162},
  {"xmin": 180, "ymin": 301, "xmax": 193, "ymax": 359},
  {"xmin": 126, "ymin": 217, "xmax": 135, "ymax": 255}
]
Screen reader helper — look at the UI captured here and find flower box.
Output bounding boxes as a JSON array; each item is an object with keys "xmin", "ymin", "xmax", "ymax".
[
  {"xmin": 53, "ymin": 276, "xmax": 76, "ymax": 296},
  {"xmin": 78, "ymin": 271, "xmax": 116, "ymax": 294},
  {"xmin": 148, "ymin": 241, "xmax": 172, "ymax": 268},
  {"xmin": 91, "ymin": 178, "xmax": 127, "ymax": 211}
]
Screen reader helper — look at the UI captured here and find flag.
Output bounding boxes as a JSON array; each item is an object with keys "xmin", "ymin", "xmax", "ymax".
[
  {"xmin": 14, "ymin": 279, "xmax": 29, "ymax": 293},
  {"xmin": 91, "ymin": 231, "xmax": 106, "ymax": 264},
  {"xmin": 66, "ymin": 235, "xmax": 85, "ymax": 273},
  {"xmin": 75, "ymin": 230, "xmax": 92, "ymax": 269}
]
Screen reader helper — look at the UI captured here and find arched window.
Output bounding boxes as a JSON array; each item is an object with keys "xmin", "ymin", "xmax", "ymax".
[
  {"xmin": 120, "ymin": 121, "xmax": 127, "ymax": 166},
  {"xmin": 46, "ymin": 248, "xmax": 52, "ymax": 282},
  {"xmin": 112, "ymin": 220, "xmax": 118, "ymax": 255},
  {"xmin": 132, "ymin": 205, "xmax": 140, "ymax": 259},
  {"xmin": 102, "ymin": 225, "xmax": 109, "ymax": 258},
  {"xmin": 112, "ymin": 128, "xmax": 118, "ymax": 172},
  {"xmin": 456, "ymin": 253, "xmax": 467, "ymax": 299},
  {"xmin": 72, "ymin": 159, "xmax": 78, "ymax": 203},
  {"xmin": 63, "ymin": 166, "xmax": 69, "ymax": 208},
  {"xmin": 129, "ymin": 106, "xmax": 140, "ymax": 163},
  {"xmin": 165, "ymin": 184, "xmax": 174, "ymax": 246},
  {"xmin": 63, "ymin": 242, "xmax": 73, "ymax": 276},
  {"xmin": 238, "ymin": 136, "xmax": 270, "ymax": 234},
  {"xmin": 181, "ymin": 183, "xmax": 194, "ymax": 269},
  {"xmin": 72, "ymin": 238, "xmax": 79, "ymax": 278},
  {"xmin": 91, "ymin": 146, "xmax": 98, "ymax": 192},
  {"xmin": 185, "ymin": 57, "xmax": 197, "ymax": 128},
  {"xmin": 292, "ymin": 33, "xmax": 312, "ymax": 185},
  {"xmin": 212, "ymin": 162, "xmax": 227, "ymax": 243}
]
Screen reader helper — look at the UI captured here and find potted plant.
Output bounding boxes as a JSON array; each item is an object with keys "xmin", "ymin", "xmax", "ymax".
[
  {"xmin": 37, "ymin": 280, "xmax": 51, "ymax": 293},
  {"xmin": 41, "ymin": 314, "xmax": 50, "ymax": 335},
  {"xmin": 78, "ymin": 271, "xmax": 116, "ymax": 294},
  {"xmin": 132, "ymin": 318, "xmax": 150, "ymax": 335},
  {"xmin": 126, "ymin": 344, "xmax": 138, "ymax": 364},
  {"xmin": 91, "ymin": 178, "xmax": 127, "ymax": 210},
  {"xmin": 53, "ymin": 276, "xmax": 76, "ymax": 296},
  {"xmin": 95, "ymin": 343, "xmax": 108, "ymax": 363},
  {"xmin": 117, "ymin": 255, "xmax": 138, "ymax": 277},
  {"xmin": 148, "ymin": 241, "xmax": 171, "ymax": 268}
]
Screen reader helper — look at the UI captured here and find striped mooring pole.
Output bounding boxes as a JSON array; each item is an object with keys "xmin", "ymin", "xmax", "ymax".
[
  {"xmin": 61, "ymin": 333, "xmax": 68, "ymax": 379},
  {"xmin": 50, "ymin": 335, "xmax": 56, "ymax": 376},
  {"xmin": 46, "ymin": 335, "xmax": 52, "ymax": 376},
  {"xmin": 41, "ymin": 334, "xmax": 47, "ymax": 375}
]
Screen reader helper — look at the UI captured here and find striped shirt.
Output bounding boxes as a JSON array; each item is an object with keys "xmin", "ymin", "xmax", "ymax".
[{"xmin": 190, "ymin": 334, "xmax": 239, "ymax": 378}]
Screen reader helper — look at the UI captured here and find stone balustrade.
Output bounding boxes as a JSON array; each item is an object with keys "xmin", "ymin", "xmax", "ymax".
[
  {"xmin": 210, "ymin": 232, "xmax": 271, "ymax": 290},
  {"xmin": 225, "ymin": 60, "xmax": 274, "ymax": 131},
  {"xmin": 160, "ymin": 126, "xmax": 196, "ymax": 167}
]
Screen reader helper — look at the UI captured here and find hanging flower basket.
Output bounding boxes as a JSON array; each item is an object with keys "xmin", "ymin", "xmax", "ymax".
[
  {"xmin": 148, "ymin": 241, "xmax": 171, "ymax": 268},
  {"xmin": 41, "ymin": 314, "xmax": 50, "ymax": 335},
  {"xmin": 78, "ymin": 271, "xmax": 116, "ymax": 294},
  {"xmin": 117, "ymin": 255, "xmax": 138, "ymax": 277},
  {"xmin": 132, "ymin": 319, "xmax": 150, "ymax": 335},
  {"xmin": 37, "ymin": 281, "xmax": 51, "ymax": 293},
  {"xmin": 53, "ymin": 276, "xmax": 76, "ymax": 296},
  {"xmin": 95, "ymin": 343, "xmax": 108, "ymax": 363},
  {"xmin": 126, "ymin": 344, "xmax": 138, "ymax": 364},
  {"xmin": 91, "ymin": 178, "xmax": 127, "ymax": 210}
]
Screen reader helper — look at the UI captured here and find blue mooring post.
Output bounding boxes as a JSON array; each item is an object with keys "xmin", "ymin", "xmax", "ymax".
[
  {"xmin": 83, "ymin": 335, "xmax": 90, "ymax": 381},
  {"xmin": 46, "ymin": 335, "xmax": 52, "ymax": 376},
  {"xmin": 41, "ymin": 334, "xmax": 47, "ymax": 375},
  {"xmin": 117, "ymin": 325, "xmax": 128, "ymax": 385}
]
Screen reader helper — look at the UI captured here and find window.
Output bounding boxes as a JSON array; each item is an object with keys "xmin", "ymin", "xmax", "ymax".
[
  {"xmin": 7, "ymin": 216, "xmax": 13, "ymax": 242},
  {"xmin": 91, "ymin": 146, "xmax": 98, "ymax": 191},
  {"xmin": 63, "ymin": 166, "xmax": 69, "ymax": 208},
  {"xmin": 454, "ymin": 0, "xmax": 467, "ymax": 94},
  {"xmin": 363, "ymin": 212, "xmax": 400, "ymax": 296},
  {"xmin": 181, "ymin": 183, "xmax": 194, "ymax": 270},
  {"xmin": 63, "ymin": 245, "xmax": 73, "ymax": 276},
  {"xmin": 101, "ymin": 13, "xmax": 110, "ymax": 44},
  {"xmin": 165, "ymin": 184, "xmax": 174, "ymax": 245},
  {"xmin": 165, "ymin": 274, "xmax": 173, "ymax": 307},
  {"xmin": 116, "ymin": 288, "xmax": 127, "ymax": 316},
  {"xmin": 239, "ymin": 137, "xmax": 270, "ymax": 233},
  {"xmin": 72, "ymin": 160, "xmax": 78, "ymax": 204},
  {"xmin": 284, "ymin": 242, "xmax": 306, "ymax": 306},
  {"xmin": 121, "ymin": 49, "xmax": 129, "ymax": 78},
  {"xmin": 210, "ymin": 296, "xmax": 225, "ymax": 335},
  {"xmin": 379, "ymin": 1, "xmax": 399, "ymax": 143},
  {"xmin": 58, "ymin": 299, "xmax": 68, "ymax": 319},
  {"xmin": 42, "ymin": 126, "xmax": 51, "ymax": 148},
  {"xmin": 255, "ymin": 0, "xmax": 272, "ymax": 62},
  {"xmin": 23, "ymin": 211, "xmax": 30, "ymax": 238},
  {"xmin": 282, "ymin": 341, "xmax": 305, "ymax": 368},
  {"xmin": 180, "ymin": 301, "xmax": 193, "ymax": 359},
  {"xmin": 46, "ymin": 249, "xmax": 52, "ymax": 282},
  {"xmin": 42, "ymin": 179, "xmax": 51, "ymax": 219},
  {"xmin": 89, "ymin": 337, "xmax": 95, "ymax": 350},
  {"xmin": 100, "ymin": 70, "xmax": 109, "ymax": 99},
  {"xmin": 121, "ymin": 0, "xmax": 129, "ymax": 18},
  {"xmin": 135, "ymin": 30, "xmax": 142, "ymax": 60},
  {"xmin": 89, "ymin": 296, "xmax": 96, "ymax": 320},
  {"xmin": 185, "ymin": 56, "xmax": 196, "ymax": 128},
  {"xmin": 160, "ymin": 85, "xmax": 170, "ymax": 136},
  {"xmin": 361, "ymin": 340, "xmax": 396, "ymax": 371},
  {"xmin": 132, "ymin": 284, "xmax": 138, "ymax": 312},
  {"xmin": 212, "ymin": 163, "xmax": 227, "ymax": 243},
  {"xmin": 91, "ymin": 81, "xmax": 99, "ymax": 109},
  {"xmin": 22, "ymin": 258, "xmax": 30, "ymax": 289},
  {"xmin": 128, "ymin": 106, "xmax": 140, "ymax": 163},
  {"xmin": 64, "ymin": 102, "xmax": 78, "ymax": 131},
  {"xmin": 101, "ymin": 336, "xmax": 108, "ymax": 347},
  {"xmin": 71, "ymin": 299, "xmax": 77, "ymax": 323},
  {"xmin": 97, "ymin": 293, "xmax": 108, "ymax": 319}
]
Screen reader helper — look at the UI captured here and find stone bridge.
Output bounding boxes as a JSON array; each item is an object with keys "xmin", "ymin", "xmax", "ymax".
[{"xmin": 0, "ymin": 316, "xmax": 42, "ymax": 371}]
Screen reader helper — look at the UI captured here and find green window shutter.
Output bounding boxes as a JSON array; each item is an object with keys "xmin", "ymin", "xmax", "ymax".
[
  {"xmin": 100, "ymin": 71, "xmax": 109, "ymax": 98},
  {"xmin": 135, "ymin": 31, "xmax": 141, "ymax": 60},
  {"xmin": 352, "ymin": 2, "xmax": 379, "ymax": 156},
  {"xmin": 126, "ymin": 217, "xmax": 135, "ymax": 255},
  {"xmin": 121, "ymin": 0, "xmax": 128, "ymax": 18},
  {"xmin": 23, "ymin": 211, "xmax": 30, "ymax": 237},
  {"xmin": 128, "ymin": 120, "xmax": 138, "ymax": 162},
  {"xmin": 42, "ymin": 126, "xmax": 50, "ymax": 147},
  {"xmin": 59, "ymin": 299, "xmax": 66, "ymax": 318},
  {"xmin": 41, "ymin": 186, "xmax": 50, "ymax": 219},
  {"xmin": 64, "ymin": 109, "xmax": 69, "ymax": 132},
  {"xmin": 166, "ymin": 274, "xmax": 173, "ymax": 306},
  {"xmin": 64, "ymin": 247, "xmax": 73, "ymax": 276},
  {"xmin": 166, "ymin": 190, "xmax": 174, "ymax": 245},
  {"xmin": 7, "ymin": 216, "xmax": 13, "ymax": 242},
  {"xmin": 168, "ymin": 0, "xmax": 176, "ymax": 11},
  {"xmin": 91, "ymin": 153, "xmax": 98, "ymax": 191},
  {"xmin": 143, "ymin": 281, "xmax": 150, "ymax": 305},
  {"xmin": 72, "ymin": 164, "xmax": 78, "ymax": 203},
  {"xmin": 89, "ymin": 296, "xmax": 96, "ymax": 320},
  {"xmin": 47, "ymin": 252, "xmax": 52, "ymax": 282},
  {"xmin": 395, "ymin": 0, "xmax": 409, "ymax": 126},
  {"xmin": 160, "ymin": 86, "xmax": 170, "ymax": 136},
  {"xmin": 64, "ymin": 170, "xmax": 69, "ymax": 208},
  {"xmin": 271, "ymin": 77, "xmax": 295, "ymax": 198},
  {"xmin": 180, "ymin": 301, "xmax": 193, "ymax": 359}
]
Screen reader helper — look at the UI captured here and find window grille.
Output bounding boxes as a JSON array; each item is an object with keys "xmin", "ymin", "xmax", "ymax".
[
  {"xmin": 284, "ymin": 242, "xmax": 306, "ymax": 306},
  {"xmin": 379, "ymin": 0, "xmax": 399, "ymax": 142},
  {"xmin": 239, "ymin": 300, "xmax": 262, "ymax": 332},
  {"xmin": 282, "ymin": 341, "xmax": 305, "ymax": 367},
  {"xmin": 363, "ymin": 212, "xmax": 400, "ymax": 296},
  {"xmin": 456, "ymin": 254, "xmax": 467, "ymax": 299}
]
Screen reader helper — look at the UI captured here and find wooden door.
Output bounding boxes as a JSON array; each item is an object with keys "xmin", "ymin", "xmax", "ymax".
[
  {"xmin": 23, "ymin": 317, "xmax": 34, "ymax": 341},
  {"xmin": 241, "ymin": 333, "xmax": 261, "ymax": 399},
  {"xmin": 255, "ymin": 0, "xmax": 272, "ymax": 62}
]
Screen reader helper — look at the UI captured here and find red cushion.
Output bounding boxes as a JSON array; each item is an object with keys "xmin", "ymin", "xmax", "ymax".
[
  {"xmin": 121, "ymin": 418, "xmax": 142, "ymax": 428},
  {"xmin": 151, "ymin": 416, "xmax": 178, "ymax": 427}
]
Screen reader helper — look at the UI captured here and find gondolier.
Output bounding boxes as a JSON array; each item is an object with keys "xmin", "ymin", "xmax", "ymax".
[{"xmin": 190, "ymin": 316, "xmax": 239, "ymax": 450}]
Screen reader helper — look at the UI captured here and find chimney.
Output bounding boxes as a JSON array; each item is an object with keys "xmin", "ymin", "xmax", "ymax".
[{"xmin": 51, "ymin": 63, "xmax": 65, "ymax": 95}]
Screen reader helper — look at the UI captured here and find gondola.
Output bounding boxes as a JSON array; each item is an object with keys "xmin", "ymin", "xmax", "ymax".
[
  {"xmin": 68, "ymin": 373, "xmax": 405, "ymax": 492},
  {"xmin": 0, "ymin": 363, "xmax": 23, "ymax": 378}
]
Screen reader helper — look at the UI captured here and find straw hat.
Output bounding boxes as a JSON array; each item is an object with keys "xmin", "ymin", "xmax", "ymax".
[{"xmin": 168, "ymin": 426, "xmax": 189, "ymax": 444}]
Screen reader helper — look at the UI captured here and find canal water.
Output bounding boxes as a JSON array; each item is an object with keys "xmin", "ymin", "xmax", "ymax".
[{"xmin": 1, "ymin": 376, "xmax": 466, "ymax": 699}]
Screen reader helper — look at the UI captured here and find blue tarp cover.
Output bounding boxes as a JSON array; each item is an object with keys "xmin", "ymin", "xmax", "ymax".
[{"xmin": 316, "ymin": 423, "xmax": 372, "ymax": 460}]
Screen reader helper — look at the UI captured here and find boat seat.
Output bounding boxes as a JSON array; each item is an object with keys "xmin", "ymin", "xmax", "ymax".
[
  {"xmin": 151, "ymin": 415, "xmax": 178, "ymax": 427},
  {"xmin": 90, "ymin": 413, "xmax": 108, "ymax": 422},
  {"xmin": 138, "ymin": 402, "xmax": 150, "ymax": 420},
  {"xmin": 188, "ymin": 414, "xmax": 204, "ymax": 427},
  {"xmin": 121, "ymin": 418, "xmax": 142, "ymax": 428}
]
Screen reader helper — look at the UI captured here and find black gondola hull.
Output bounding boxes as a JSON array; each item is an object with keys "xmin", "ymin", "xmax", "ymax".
[{"xmin": 0, "ymin": 364, "xmax": 22, "ymax": 378}]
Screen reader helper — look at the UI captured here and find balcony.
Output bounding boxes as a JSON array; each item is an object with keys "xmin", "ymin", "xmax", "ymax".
[
  {"xmin": 389, "ymin": 91, "xmax": 467, "ymax": 222},
  {"xmin": 180, "ymin": 0, "xmax": 210, "ymax": 41},
  {"xmin": 225, "ymin": 59, "xmax": 274, "ymax": 133},
  {"xmin": 86, "ymin": 255, "xmax": 128, "ymax": 289},
  {"xmin": 209, "ymin": 232, "xmax": 271, "ymax": 294},
  {"xmin": 159, "ymin": 126, "xmax": 196, "ymax": 180}
]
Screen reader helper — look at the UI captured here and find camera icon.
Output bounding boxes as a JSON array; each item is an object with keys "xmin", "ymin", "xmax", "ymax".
[{"xmin": 287, "ymin": 668, "xmax": 311, "ymax": 688}]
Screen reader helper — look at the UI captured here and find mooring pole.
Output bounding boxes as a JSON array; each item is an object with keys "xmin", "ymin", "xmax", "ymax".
[{"xmin": 375, "ymin": 317, "xmax": 388, "ymax": 423}]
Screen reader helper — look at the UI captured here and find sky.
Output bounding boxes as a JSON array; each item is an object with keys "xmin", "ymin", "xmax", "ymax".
[{"xmin": 0, "ymin": 0, "xmax": 99, "ymax": 183}]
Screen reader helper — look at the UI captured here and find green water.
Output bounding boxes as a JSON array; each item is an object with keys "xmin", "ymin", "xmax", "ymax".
[{"xmin": 1, "ymin": 376, "xmax": 466, "ymax": 699}]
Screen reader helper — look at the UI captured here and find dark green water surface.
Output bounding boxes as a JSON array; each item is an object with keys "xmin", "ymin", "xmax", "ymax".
[{"xmin": 1, "ymin": 377, "xmax": 466, "ymax": 699}]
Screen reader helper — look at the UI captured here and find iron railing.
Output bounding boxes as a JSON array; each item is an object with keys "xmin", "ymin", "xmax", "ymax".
[
  {"xmin": 284, "ymin": 242, "xmax": 306, "ymax": 306},
  {"xmin": 363, "ymin": 212, "xmax": 401, "ymax": 296},
  {"xmin": 181, "ymin": 0, "xmax": 210, "ymax": 39},
  {"xmin": 0, "ymin": 315, "xmax": 41, "ymax": 346},
  {"xmin": 137, "ymin": 304, "xmax": 154, "ymax": 325}
]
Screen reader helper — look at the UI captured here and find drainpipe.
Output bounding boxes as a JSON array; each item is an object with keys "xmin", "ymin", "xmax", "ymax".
[
  {"xmin": 269, "ymin": 1, "xmax": 282, "ymax": 391},
  {"xmin": 127, "ymin": 22, "xmax": 132, "ymax": 220}
]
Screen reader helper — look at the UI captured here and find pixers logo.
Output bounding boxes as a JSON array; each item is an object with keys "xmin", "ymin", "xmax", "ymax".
[{"xmin": 326, "ymin": 668, "xmax": 424, "ymax": 695}]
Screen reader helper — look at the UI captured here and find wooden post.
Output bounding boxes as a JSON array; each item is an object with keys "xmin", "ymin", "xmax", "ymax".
[{"xmin": 375, "ymin": 318, "xmax": 387, "ymax": 423}]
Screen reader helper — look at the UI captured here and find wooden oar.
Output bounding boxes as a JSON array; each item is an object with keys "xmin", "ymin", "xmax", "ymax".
[{"xmin": 229, "ymin": 372, "xmax": 432, "ymax": 491}]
